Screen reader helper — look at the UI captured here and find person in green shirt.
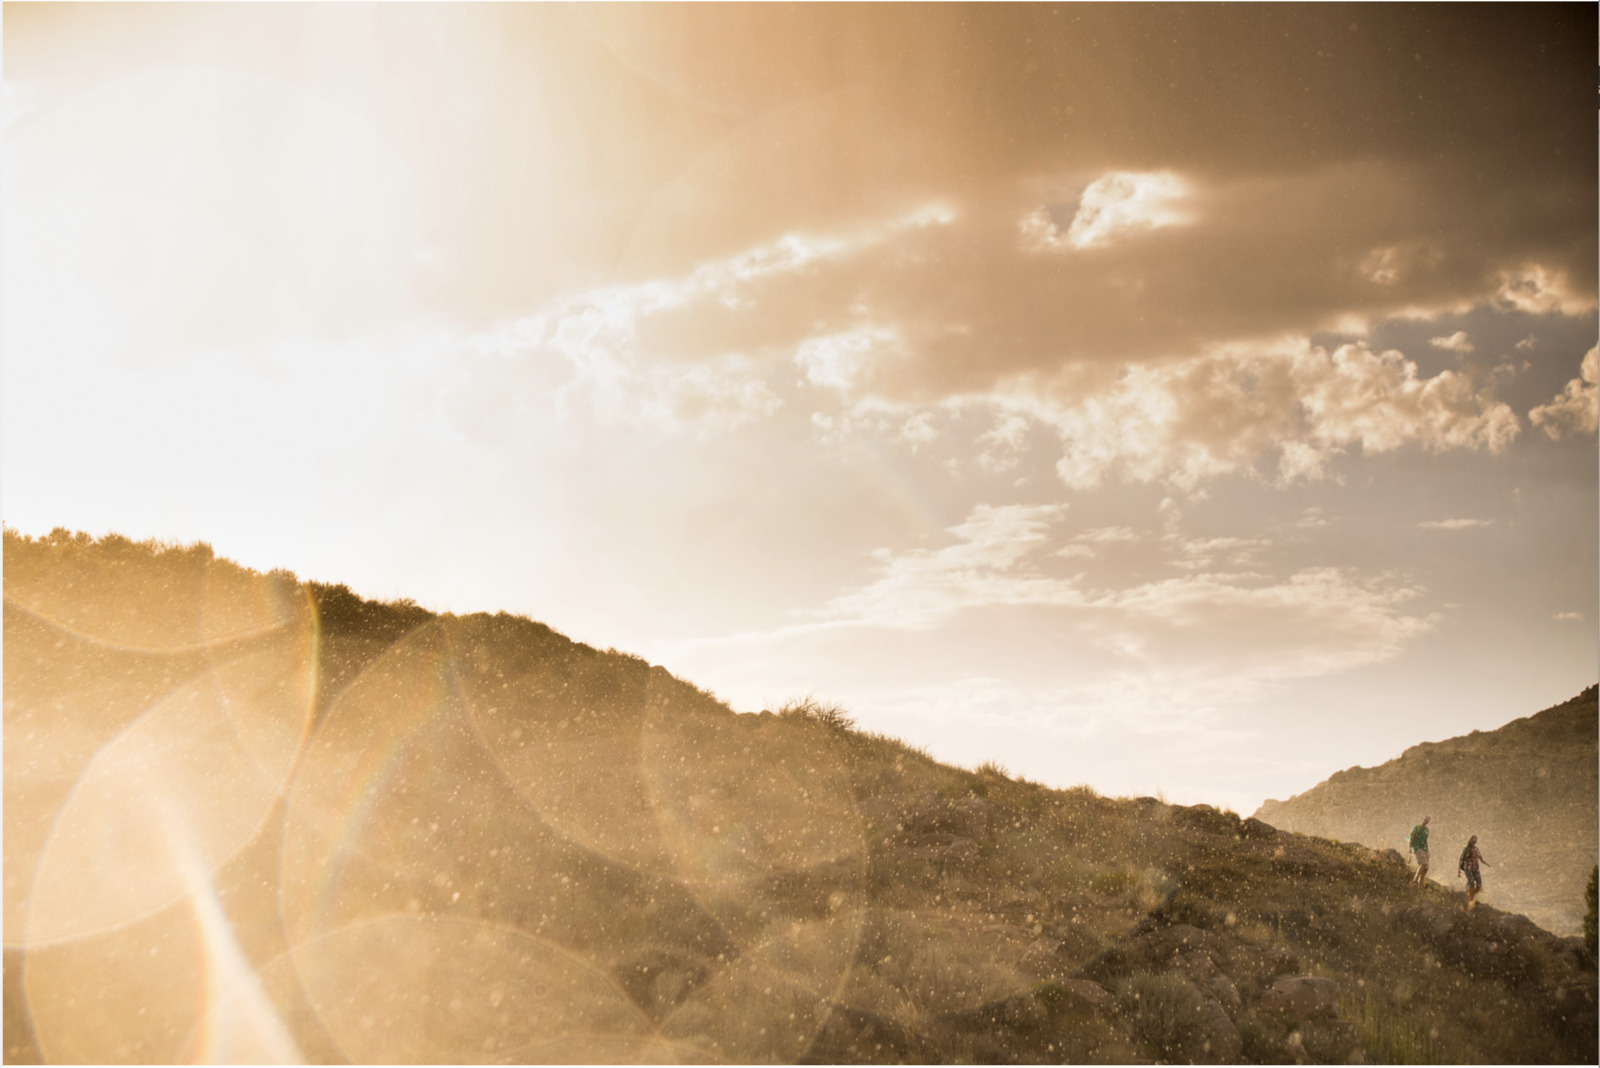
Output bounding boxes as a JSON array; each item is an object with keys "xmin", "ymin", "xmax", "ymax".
[{"xmin": 1408, "ymin": 815, "xmax": 1432, "ymax": 885}]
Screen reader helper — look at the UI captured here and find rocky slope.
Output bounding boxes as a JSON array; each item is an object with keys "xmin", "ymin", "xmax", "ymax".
[
  {"xmin": 1255, "ymin": 687, "xmax": 1599, "ymax": 937},
  {"xmin": 5, "ymin": 530, "xmax": 1596, "ymax": 1064}
]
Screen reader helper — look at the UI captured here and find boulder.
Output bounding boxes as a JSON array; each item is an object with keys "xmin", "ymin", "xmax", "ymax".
[
  {"xmin": 1191, "ymin": 996, "xmax": 1244, "ymax": 1064},
  {"xmin": 1400, "ymin": 902, "xmax": 1459, "ymax": 945},
  {"xmin": 1207, "ymin": 974, "xmax": 1244, "ymax": 1018},
  {"xmin": 1051, "ymin": 978, "xmax": 1116, "ymax": 1015},
  {"xmin": 1080, "ymin": 923, "xmax": 1221, "ymax": 984},
  {"xmin": 1019, "ymin": 937, "xmax": 1067, "ymax": 977},
  {"xmin": 943, "ymin": 837, "xmax": 982, "ymax": 869},
  {"xmin": 1258, "ymin": 974, "xmax": 1340, "ymax": 1021},
  {"xmin": 904, "ymin": 795, "xmax": 990, "ymax": 839},
  {"xmin": 1240, "ymin": 816, "xmax": 1280, "ymax": 840},
  {"xmin": 1134, "ymin": 923, "xmax": 1222, "ymax": 965},
  {"xmin": 1442, "ymin": 934, "xmax": 1514, "ymax": 980},
  {"xmin": 934, "ymin": 990, "xmax": 1049, "ymax": 1033},
  {"xmin": 1299, "ymin": 1017, "xmax": 1360, "ymax": 1063},
  {"xmin": 855, "ymin": 797, "xmax": 903, "ymax": 836}
]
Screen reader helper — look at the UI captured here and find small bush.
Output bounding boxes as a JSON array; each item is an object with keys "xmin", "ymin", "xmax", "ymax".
[
  {"xmin": 1585, "ymin": 865, "xmax": 1597, "ymax": 955},
  {"xmin": 777, "ymin": 696, "xmax": 855, "ymax": 733},
  {"xmin": 1119, "ymin": 972, "xmax": 1207, "ymax": 1061}
]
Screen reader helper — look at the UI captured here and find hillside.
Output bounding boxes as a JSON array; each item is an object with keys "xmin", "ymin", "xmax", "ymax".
[
  {"xmin": 4, "ymin": 529, "xmax": 1596, "ymax": 1064},
  {"xmin": 1255, "ymin": 688, "xmax": 1599, "ymax": 937}
]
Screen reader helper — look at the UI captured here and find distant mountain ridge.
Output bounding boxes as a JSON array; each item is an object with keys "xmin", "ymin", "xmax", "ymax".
[{"xmin": 1255, "ymin": 687, "xmax": 1599, "ymax": 936}]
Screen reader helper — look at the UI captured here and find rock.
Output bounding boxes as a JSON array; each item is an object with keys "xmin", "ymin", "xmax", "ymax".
[
  {"xmin": 1380, "ymin": 847, "xmax": 1409, "ymax": 869},
  {"xmin": 613, "ymin": 946, "xmax": 710, "ymax": 1017},
  {"xmin": 1442, "ymin": 935, "xmax": 1512, "ymax": 979},
  {"xmin": 934, "ymin": 990, "xmax": 1049, "ymax": 1033},
  {"xmin": 1134, "ymin": 923, "xmax": 1222, "ymax": 964},
  {"xmin": 1552, "ymin": 972, "xmax": 1598, "ymax": 1041},
  {"xmin": 943, "ymin": 837, "xmax": 982, "ymax": 869},
  {"xmin": 1019, "ymin": 936, "xmax": 1067, "ymax": 976},
  {"xmin": 1192, "ymin": 996, "xmax": 1244, "ymax": 1064},
  {"xmin": 1208, "ymin": 974, "xmax": 1244, "ymax": 1018},
  {"xmin": 1400, "ymin": 902, "xmax": 1458, "ymax": 945},
  {"xmin": 1240, "ymin": 817, "xmax": 1280, "ymax": 840},
  {"xmin": 1177, "ymin": 948, "xmax": 1222, "ymax": 982},
  {"xmin": 1250, "ymin": 942, "xmax": 1303, "ymax": 982},
  {"xmin": 855, "ymin": 797, "xmax": 903, "ymax": 835},
  {"xmin": 1258, "ymin": 974, "xmax": 1340, "ymax": 1021},
  {"xmin": 904, "ymin": 796, "xmax": 990, "ymax": 839},
  {"xmin": 989, "ymin": 801, "xmax": 1034, "ymax": 833},
  {"xmin": 1175, "ymin": 804, "xmax": 1242, "ymax": 837},
  {"xmin": 1051, "ymin": 978, "xmax": 1116, "ymax": 1015},
  {"xmin": 802, "ymin": 1003, "xmax": 928, "ymax": 1063},
  {"xmin": 1080, "ymin": 924, "xmax": 1222, "ymax": 984},
  {"xmin": 1299, "ymin": 1017, "xmax": 1359, "ymax": 1063}
]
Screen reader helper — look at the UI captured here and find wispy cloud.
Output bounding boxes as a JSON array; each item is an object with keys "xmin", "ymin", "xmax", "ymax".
[
  {"xmin": 818, "ymin": 504, "xmax": 1078, "ymax": 628},
  {"xmin": 1417, "ymin": 518, "xmax": 1493, "ymax": 530},
  {"xmin": 1428, "ymin": 331, "xmax": 1474, "ymax": 353}
]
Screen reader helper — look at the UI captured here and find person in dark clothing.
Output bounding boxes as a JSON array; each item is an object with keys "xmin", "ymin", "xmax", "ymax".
[
  {"xmin": 1458, "ymin": 835, "xmax": 1489, "ymax": 910},
  {"xmin": 1408, "ymin": 815, "xmax": 1432, "ymax": 885}
]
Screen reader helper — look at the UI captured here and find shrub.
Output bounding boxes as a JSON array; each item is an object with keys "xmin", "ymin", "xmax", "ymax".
[
  {"xmin": 1119, "ymin": 972, "xmax": 1207, "ymax": 1061},
  {"xmin": 1585, "ymin": 864, "xmax": 1597, "ymax": 955},
  {"xmin": 777, "ymin": 696, "xmax": 855, "ymax": 733}
]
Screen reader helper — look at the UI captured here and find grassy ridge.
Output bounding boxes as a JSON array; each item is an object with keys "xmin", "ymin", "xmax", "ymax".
[{"xmin": 4, "ymin": 529, "xmax": 1597, "ymax": 1063}]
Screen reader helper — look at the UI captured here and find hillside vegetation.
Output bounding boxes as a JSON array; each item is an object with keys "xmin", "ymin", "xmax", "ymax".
[
  {"xmin": 1255, "ymin": 688, "xmax": 1599, "ymax": 937},
  {"xmin": 4, "ymin": 530, "xmax": 1596, "ymax": 1064}
]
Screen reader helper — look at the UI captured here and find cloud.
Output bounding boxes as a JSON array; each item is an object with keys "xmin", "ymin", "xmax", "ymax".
[
  {"xmin": 1553, "ymin": 612, "xmax": 1584, "ymax": 622},
  {"xmin": 1417, "ymin": 518, "xmax": 1493, "ymax": 530},
  {"xmin": 1087, "ymin": 566, "xmax": 1434, "ymax": 682},
  {"xmin": 668, "ymin": 504, "xmax": 1436, "ymax": 746},
  {"xmin": 1429, "ymin": 331, "xmax": 1474, "ymax": 353},
  {"xmin": 1529, "ymin": 346, "xmax": 1598, "ymax": 440},
  {"xmin": 817, "ymin": 503, "xmax": 1078, "ymax": 628},
  {"xmin": 1027, "ymin": 340, "xmax": 1519, "ymax": 490},
  {"xmin": 1020, "ymin": 171, "xmax": 1193, "ymax": 252},
  {"xmin": 813, "ymin": 504, "xmax": 1431, "ymax": 682},
  {"xmin": 1494, "ymin": 266, "xmax": 1592, "ymax": 316}
]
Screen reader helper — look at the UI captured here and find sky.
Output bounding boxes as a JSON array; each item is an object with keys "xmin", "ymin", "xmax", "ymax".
[{"xmin": 3, "ymin": 3, "xmax": 1595, "ymax": 814}]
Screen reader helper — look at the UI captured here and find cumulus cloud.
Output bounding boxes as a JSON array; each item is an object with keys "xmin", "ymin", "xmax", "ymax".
[
  {"xmin": 1020, "ymin": 171, "xmax": 1192, "ymax": 251},
  {"xmin": 1495, "ymin": 266, "xmax": 1593, "ymax": 316},
  {"xmin": 625, "ymin": 154, "xmax": 1593, "ymax": 427},
  {"xmin": 1031, "ymin": 341, "xmax": 1519, "ymax": 490},
  {"xmin": 1529, "ymin": 346, "xmax": 1599, "ymax": 440}
]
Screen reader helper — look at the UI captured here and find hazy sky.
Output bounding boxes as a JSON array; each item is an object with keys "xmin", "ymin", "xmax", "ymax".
[{"xmin": 4, "ymin": 4, "xmax": 1595, "ymax": 812}]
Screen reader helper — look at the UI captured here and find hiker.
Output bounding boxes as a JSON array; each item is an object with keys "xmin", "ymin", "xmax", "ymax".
[
  {"xmin": 1407, "ymin": 816, "xmax": 1432, "ymax": 884},
  {"xmin": 1457, "ymin": 835, "xmax": 1489, "ymax": 910}
]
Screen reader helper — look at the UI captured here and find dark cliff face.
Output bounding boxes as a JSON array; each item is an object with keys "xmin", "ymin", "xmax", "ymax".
[
  {"xmin": 5, "ymin": 530, "xmax": 1597, "ymax": 1064},
  {"xmin": 1255, "ymin": 687, "xmax": 1599, "ymax": 937}
]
